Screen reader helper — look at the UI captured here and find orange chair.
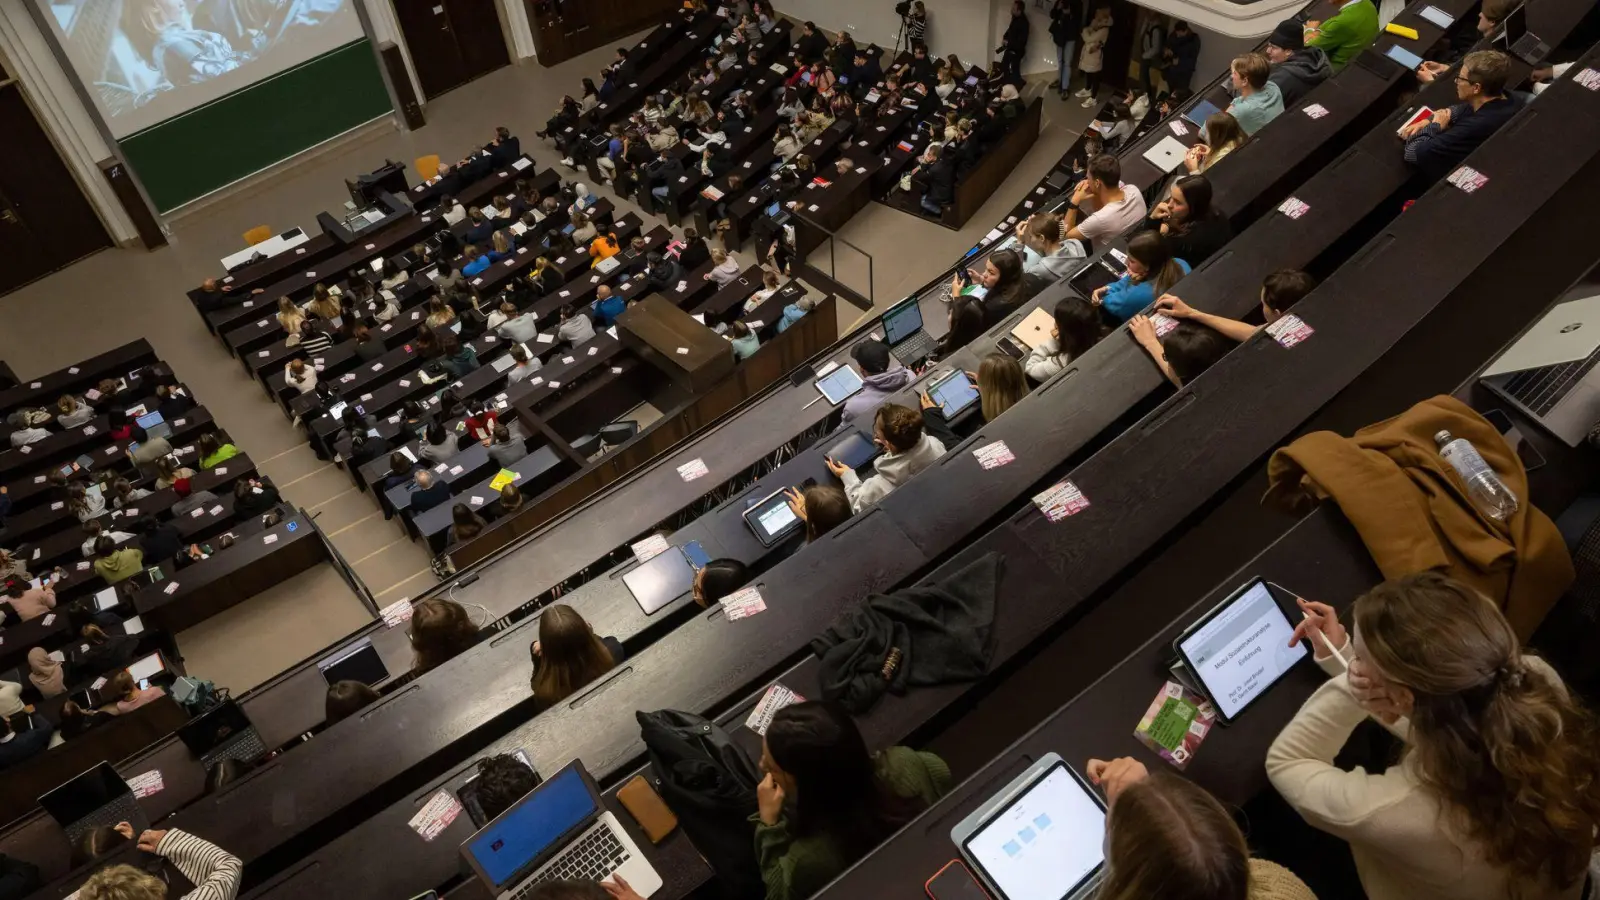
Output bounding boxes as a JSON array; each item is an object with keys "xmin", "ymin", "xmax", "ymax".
[
  {"xmin": 415, "ymin": 154, "xmax": 441, "ymax": 182},
  {"xmin": 243, "ymin": 225, "xmax": 272, "ymax": 246}
]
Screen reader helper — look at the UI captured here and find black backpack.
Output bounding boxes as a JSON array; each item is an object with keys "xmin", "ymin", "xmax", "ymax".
[{"xmin": 636, "ymin": 709, "xmax": 763, "ymax": 900}]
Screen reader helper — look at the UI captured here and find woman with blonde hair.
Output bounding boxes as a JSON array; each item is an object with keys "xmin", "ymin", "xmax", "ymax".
[
  {"xmin": 1271, "ymin": 572, "xmax": 1600, "ymax": 900},
  {"xmin": 1186, "ymin": 111, "xmax": 1248, "ymax": 173},
  {"xmin": 276, "ymin": 296, "xmax": 304, "ymax": 335},
  {"xmin": 57, "ymin": 395, "xmax": 94, "ymax": 429},
  {"xmin": 306, "ymin": 284, "xmax": 340, "ymax": 320},
  {"xmin": 424, "ymin": 296, "xmax": 456, "ymax": 329},
  {"xmin": 528, "ymin": 604, "xmax": 623, "ymax": 712},
  {"xmin": 976, "ymin": 353, "xmax": 1027, "ymax": 421}
]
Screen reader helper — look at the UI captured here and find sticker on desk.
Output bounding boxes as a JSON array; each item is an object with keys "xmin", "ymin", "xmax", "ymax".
[
  {"xmin": 128, "ymin": 770, "xmax": 165, "ymax": 799},
  {"xmin": 1265, "ymin": 313, "xmax": 1314, "ymax": 348},
  {"xmin": 42, "ymin": 614, "xmax": 55, "ymax": 626},
  {"xmin": 588, "ymin": 346, "xmax": 599, "ymax": 356},
  {"xmin": 676, "ymin": 347, "xmax": 689, "ymax": 355},
  {"xmin": 720, "ymin": 585, "xmax": 767, "ymax": 620},
  {"xmin": 1577, "ymin": 68, "xmax": 1600, "ymax": 90},
  {"xmin": 972, "ymin": 440, "xmax": 1014, "ymax": 470},
  {"xmin": 208, "ymin": 505, "xmax": 224, "ymax": 516},
  {"xmin": 33, "ymin": 475, "xmax": 45, "ymax": 484},
  {"xmin": 189, "ymin": 507, "xmax": 205, "ymax": 519},
  {"xmin": 408, "ymin": 790, "xmax": 464, "ymax": 842},
  {"xmin": 611, "ymin": 366, "xmax": 624, "ymax": 374},
  {"xmin": 1169, "ymin": 119, "xmax": 1190, "ymax": 136},
  {"xmin": 677, "ymin": 458, "xmax": 709, "ymax": 482},
  {"xmin": 1447, "ymin": 165, "xmax": 1489, "ymax": 193},
  {"xmin": 631, "ymin": 534, "xmax": 670, "ymax": 563},
  {"xmin": 1133, "ymin": 680, "xmax": 1217, "ymax": 770},
  {"xmin": 258, "ymin": 350, "xmax": 270, "ymax": 358},
  {"xmin": 262, "ymin": 533, "xmax": 279, "ymax": 545},
  {"xmin": 1303, "ymin": 103, "xmax": 1330, "ymax": 119},
  {"xmin": 76, "ymin": 561, "xmax": 91, "ymax": 571},
  {"xmin": 215, "ymin": 466, "xmax": 228, "ymax": 476},
  {"xmin": 164, "ymin": 581, "xmax": 181, "ymax": 594},
  {"xmin": 448, "ymin": 465, "xmax": 465, "ymax": 476},
  {"xmin": 51, "ymin": 501, "xmax": 64, "ymax": 511},
  {"xmin": 1277, "ymin": 196, "xmax": 1310, "ymax": 220},
  {"xmin": 28, "ymin": 381, "xmax": 40, "ymax": 389},
  {"xmin": 380, "ymin": 598, "xmax": 413, "ymax": 628},
  {"xmin": 1033, "ymin": 479, "xmax": 1090, "ymax": 522},
  {"xmin": 746, "ymin": 683, "xmax": 805, "ymax": 736},
  {"xmin": 1150, "ymin": 312, "xmax": 1179, "ymax": 338}
]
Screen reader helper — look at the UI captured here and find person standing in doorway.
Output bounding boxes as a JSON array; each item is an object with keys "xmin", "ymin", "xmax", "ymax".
[
  {"xmin": 1075, "ymin": 6, "xmax": 1113, "ymax": 107},
  {"xmin": 1050, "ymin": 0, "xmax": 1084, "ymax": 100}
]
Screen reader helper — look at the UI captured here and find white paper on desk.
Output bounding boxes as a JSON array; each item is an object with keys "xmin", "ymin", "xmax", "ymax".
[
  {"xmin": 91, "ymin": 676, "xmax": 107, "ymax": 690},
  {"xmin": 469, "ymin": 495, "xmax": 485, "ymax": 507},
  {"xmin": 449, "ymin": 465, "xmax": 464, "ymax": 476},
  {"xmin": 164, "ymin": 581, "xmax": 181, "ymax": 594},
  {"xmin": 748, "ymin": 319, "xmax": 764, "ymax": 330},
  {"xmin": 607, "ymin": 327, "xmax": 618, "ymax": 339},
  {"xmin": 173, "ymin": 418, "xmax": 187, "ymax": 428},
  {"xmin": 536, "ymin": 333, "xmax": 555, "ymax": 344},
  {"xmin": 76, "ymin": 560, "xmax": 91, "ymax": 571},
  {"xmin": 408, "ymin": 790, "xmax": 464, "ymax": 842},
  {"xmin": 561, "ymin": 356, "xmax": 575, "ymax": 365},
  {"xmin": 746, "ymin": 683, "xmax": 805, "ymax": 736},
  {"xmin": 263, "ymin": 533, "xmax": 279, "ymax": 545},
  {"xmin": 51, "ymin": 501, "xmax": 63, "ymax": 511},
  {"xmin": 983, "ymin": 228, "xmax": 1004, "ymax": 244},
  {"xmin": 547, "ymin": 380, "xmax": 562, "ymax": 389},
  {"xmin": 306, "ymin": 271, "xmax": 316, "ymax": 278},
  {"xmin": 188, "ymin": 507, "xmax": 204, "ymax": 519},
  {"xmin": 123, "ymin": 616, "xmax": 144, "ymax": 635},
  {"xmin": 128, "ymin": 770, "xmax": 164, "ymax": 799},
  {"xmin": 33, "ymin": 475, "xmax": 44, "ymax": 484},
  {"xmin": 28, "ymin": 381, "xmax": 41, "ymax": 389},
  {"xmin": 258, "ymin": 350, "xmax": 270, "ymax": 358},
  {"xmin": 215, "ymin": 466, "xmax": 228, "ymax": 475},
  {"xmin": 588, "ymin": 347, "xmax": 599, "ymax": 356},
  {"xmin": 720, "ymin": 585, "xmax": 767, "ymax": 620},
  {"xmin": 208, "ymin": 504, "xmax": 225, "ymax": 516},
  {"xmin": 512, "ymin": 158, "xmax": 533, "ymax": 171},
  {"xmin": 434, "ymin": 463, "xmax": 447, "ymax": 473}
]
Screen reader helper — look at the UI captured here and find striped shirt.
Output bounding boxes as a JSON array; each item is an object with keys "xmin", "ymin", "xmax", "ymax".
[
  {"xmin": 907, "ymin": 13, "xmax": 927, "ymax": 43},
  {"xmin": 158, "ymin": 829, "xmax": 242, "ymax": 900}
]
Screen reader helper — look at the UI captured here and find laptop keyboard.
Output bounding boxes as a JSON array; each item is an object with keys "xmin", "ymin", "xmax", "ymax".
[
  {"xmin": 894, "ymin": 332, "xmax": 937, "ymax": 367},
  {"xmin": 1502, "ymin": 349, "xmax": 1600, "ymax": 415},
  {"xmin": 203, "ymin": 731, "xmax": 267, "ymax": 768},
  {"xmin": 85, "ymin": 794, "xmax": 145, "ymax": 834},
  {"xmin": 515, "ymin": 827, "xmax": 628, "ymax": 898}
]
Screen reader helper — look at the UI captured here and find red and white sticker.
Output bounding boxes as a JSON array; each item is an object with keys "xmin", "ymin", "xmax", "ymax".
[
  {"xmin": 408, "ymin": 790, "xmax": 464, "ymax": 842},
  {"xmin": 1150, "ymin": 312, "xmax": 1179, "ymax": 337},
  {"xmin": 1447, "ymin": 166, "xmax": 1489, "ymax": 193},
  {"xmin": 1034, "ymin": 480, "xmax": 1091, "ymax": 522},
  {"xmin": 677, "ymin": 458, "xmax": 709, "ymax": 482},
  {"xmin": 746, "ymin": 683, "xmax": 804, "ymax": 735},
  {"xmin": 631, "ymin": 534, "xmax": 670, "ymax": 563},
  {"xmin": 1303, "ymin": 103, "xmax": 1330, "ymax": 119},
  {"xmin": 381, "ymin": 598, "xmax": 413, "ymax": 628},
  {"xmin": 721, "ymin": 585, "xmax": 767, "ymax": 620},
  {"xmin": 1265, "ymin": 314, "xmax": 1315, "ymax": 348},
  {"xmin": 128, "ymin": 770, "xmax": 164, "ymax": 798},
  {"xmin": 972, "ymin": 440, "xmax": 1014, "ymax": 470},
  {"xmin": 1278, "ymin": 197, "xmax": 1311, "ymax": 220},
  {"xmin": 1575, "ymin": 68, "xmax": 1600, "ymax": 90}
]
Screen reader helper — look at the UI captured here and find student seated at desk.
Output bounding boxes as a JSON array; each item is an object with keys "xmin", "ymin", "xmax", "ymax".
[
  {"xmin": 920, "ymin": 353, "xmax": 1027, "ymax": 445},
  {"xmin": 0, "ymin": 679, "xmax": 22, "ymax": 719},
  {"xmin": 57, "ymin": 699, "xmax": 111, "ymax": 742},
  {"xmin": 927, "ymin": 295, "xmax": 988, "ymax": 367},
  {"xmin": 198, "ymin": 433, "xmax": 240, "ymax": 470},
  {"xmin": 56, "ymin": 395, "xmax": 93, "ymax": 429},
  {"xmin": 485, "ymin": 425, "xmax": 526, "ymax": 468},
  {"xmin": 306, "ymin": 284, "xmax": 341, "ymax": 322},
  {"xmin": 1255, "ymin": 17, "xmax": 1332, "ymax": 106},
  {"xmin": 777, "ymin": 295, "xmax": 818, "ymax": 334},
  {"xmin": 420, "ymin": 423, "xmax": 459, "ymax": 465},
  {"xmin": 727, "ymin": 321, "xmax": 761, "ymax": 360},
  {"xmin": 1130, "ymin": 268, "xmax": 1317, "ymax": 386},
  {"xmin": 1091, "ymin": 232, "xmax": 1190, "ymax": 323},
  {"xmin": 377, "ymin": 452, "xmax": 415, "ymax": 498},
  {"xmin": 69, "ymin": 482, "xmax": 107, "ymax": 523},
  {"xmin": 1080, "ymin": 757, "xmax": 1316, "ymax": 900},
  {"xmin": 292, "ymin": 315, "xmax": 336, "ymax": 354},
  {"xmin": 529, "ymin": 604, "xmax": 624, "ymax": 712},
  {"xmin": 827, "ymin": 403, "xmax": 947, "ymax": 513},
  {"xmin": 284, "ymin": 358, "xmax": 317, "ymax": 395},
  {"xmin": 591, "ymin": 284, "xmax": 626, "ymax": 327},
  {"xmin": 474, "ymin": 754, "xmax": 543, "ymax": 824},
  {"xmin": 77, "ymin": 622, "xmax": 138, "ymax": 672},
  {"xmin": 1270, "ymin": 574, "xmax": 1600, "ymax": 900},
  {"xmin": 1305, "ymin": 0, "xmax": 1379, "ymax": 71},
  {"xmin": 127, "ymin": 424, "xmax": 173, "ymax": 475},
  {"xmin": 783, "ymin": 485, "xmax": 853, "ymax": 543},
  {"xmin": 0, "ymin": 717, "xmax": 50, "ymax": 771},
  {"xmin": 102, "ymin": 670, "xmax": 164, "ymax": 715},
  {"xmin": 1065, "ymin": 154, "xmax": 1147, "ymax": 245},
  {"xmin": 498, "ymin": 484, "xmax": 525, "ymax": 516},
  {"xmin": 1185, "ymin": 111, "xmax": 1248, "ymax": 174},
  {"xmin": 408, "ymin": 468, "xmax": 453, "ymax": 514},
  {"xmin": 842, "ymin": 341, "xmax": 914, "ymax": 423},
  {"xmin": 232, "ymin": 476, "xmax": 280, "ymax": 518},
  {"xmin": 3, "ymin": 574, "xmax": 54, "ymax": 625},
  {"xmin": 1402, "ymin": 51, "xmax": 1518, "ymax": 184},
  {"xmin": 77, "ymin": 827, "xmax": 242, "ymax": 900},
  {"xmin": 439, "ymin": 194, "xmax": 468, "ymax": 226},
  {"xmin": 7, "ymin": 415, "xmax": 50, "ymax": 447},
  {"xmin": 156, "ymin": 383, "xmax": 195, "ymax": 421},
  {"xmin": 449, "ymin": 504, "xmax": 488, "ymax": 543},
  {"xmin": 1023, "ymin": 295, "xmax": 1103, "ymax": 383},
  {"xmin": 425, "ymin": 296, "xmax": 457, "ymax": 330},
  {"xmin": 1016, "ymin": 213, "xmax": 1086, "ymax": 287},
  {"xmin": 755, "ymin": 701, "xmax": 950, "ymax": 900},
  {"xmin": 409, "ymin": 597, "xmax": 480, "ymax": 676},
  {"xmin": 499, "ymin": 305, "xmax": 543, "ymax": 344},
  {"xmin": 349, "ymin": 323, "xmax": 384, "ymax": 364},
  {"xmin": 81, "ymin": 518, "xmax": 134, "ymax": 559},
  {"xmin": 1139, "ymin": 173, "xmax": 1233, "ymax": 266},
  {"xmin": 486, "ymin": 299, "xmax": 515, "ymax": 332},
  {"xmin": 276, "ymin": 296, "xmax": 305, "ymax": 336},
  {"xmin": 27, "ymin": 647, "xmax": 65, "ymax": 698},
  {"xmin": 1227, "ymin": 53, "xmax": 1285, "ymax": 136},
  {"xmin": 693, "ymin": 558, "xmax": 750, "ymax": 609},
  {"xmin": 155, "ymin": 457, "xmax": 196, "ymax": 491},
  {"xmin": 589, "ymin": 232, "xmax": 621, "ymax": 269},
  {"xmin": 558, "ymin": 305, "xmax": 597, "ymax": 345},
  {"xmin": 325, "ymin": 680, "xmax": 380, "ymax": 726}
]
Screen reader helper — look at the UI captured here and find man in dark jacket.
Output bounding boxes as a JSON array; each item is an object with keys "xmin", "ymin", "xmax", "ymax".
[
  {"xmin": 830, "ymin": 32, "xmax": 857, "ymax": 76},
  {"xmin": 649, "ymin": 150, "xmax": 687, "ymax": 213},
  {"xmin": 1161, "ymin": 20, "xmax": 1201, "ymax": 94},
  {"xmin": 409, "ymin": 469, "xmax": 452, "ymax": 514},
  {"xmin": 1049, "ymin": 0, "xmax": 1084, "ymax": 98},
  {"xmin": 643, "ymin": 253, "xmax": 684, "ymax": 295},
  {"xmin": 1261, "ymin": 18, "xmax": 1332, "ymax": 105},
  {"xmin": 794, "ymin": 21, "xmax": 829, "ymax": 64},
  {"xmin": 846, "ymin": 49, "xmax": 882, "ymax": 100},
  {"xmin": 996, "ymin": 0, "xmax": 1030, "ymax": 85},
  {"xmin": 1402, "ymin": 49, "xmax": 1518, "ymax": 182}
]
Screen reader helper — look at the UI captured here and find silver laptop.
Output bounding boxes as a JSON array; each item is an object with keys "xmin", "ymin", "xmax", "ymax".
[
  {"xmin": 460, "ymin": 760, "xmax": 662, "ymax": 900},
  {"xmin": 1478, "ymin": 292, "xmax": 1600, "ymax": 446},
  {"xmin": 1142, "ymin": 136, "xmax": 1190, "ymax": 174},
  {"xmin": 951, "ymin": 753, "xmax": 1105, "ymax": 900}
]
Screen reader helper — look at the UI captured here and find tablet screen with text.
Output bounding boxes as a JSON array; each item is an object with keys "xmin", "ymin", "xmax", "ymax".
[{"xmin": 1177, "ymin": 580, "xmax": 1308, "ymax": 722}]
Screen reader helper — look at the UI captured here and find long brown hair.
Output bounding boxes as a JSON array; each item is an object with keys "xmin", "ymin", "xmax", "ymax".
[
  {"xmin": 1098, "ymin": 772, "xmax": 1250, "ymax": 900},
  {"xmin": 409, "ymin": 599, "xmax": 479, "ymax": 674},
  {"xmin": 1354, "ymin": 573, "xmax": 1600, "ymax": 891},
  {"xmin": 976, "ymin": 353, "xmax": 1026, "ymax": 422},
  {"xmin": 1127, "ymin": 231, "xmax": 1185, "ymax": 297},
  {"xmin": 529, "ymin": 604, "xmax": 614, "ymax": 709}
]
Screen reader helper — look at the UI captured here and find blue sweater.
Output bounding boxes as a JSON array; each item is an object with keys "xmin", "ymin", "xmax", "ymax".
[
  {"xmin": 1100, "ymin": 259, "xmax": 1192, "ymax": 321},
  {"xmin": 462, "ymin": 252, "xmax": 505, "ymax": 277},
  {"xmin": 592, "ymin": 293, "xmax": 627, "ymax": 327},
  {"xmin": 776, "ymin": 302, "xmax": 808, "ymax": 333}
]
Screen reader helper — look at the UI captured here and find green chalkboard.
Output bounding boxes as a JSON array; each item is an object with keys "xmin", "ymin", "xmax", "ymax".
[{"xmin": 121, "ymin": 40, "xmax": 392, "ymax": 212}]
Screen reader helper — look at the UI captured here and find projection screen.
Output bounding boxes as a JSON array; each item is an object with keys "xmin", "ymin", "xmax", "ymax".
[{"xmin": 36, "ymin": 0, "xmax": 364, "ymax": 138}]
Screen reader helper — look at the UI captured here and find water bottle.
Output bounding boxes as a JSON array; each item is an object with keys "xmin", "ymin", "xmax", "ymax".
[{"xmin": 1435, "ymin": 430, "xmax": 1519, "ymax": 522}]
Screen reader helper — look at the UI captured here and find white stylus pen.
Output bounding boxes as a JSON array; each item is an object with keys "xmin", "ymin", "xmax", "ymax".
[{"xmin": 1303, "ymin": 610, "xmax": 1350, "ymax": 667}]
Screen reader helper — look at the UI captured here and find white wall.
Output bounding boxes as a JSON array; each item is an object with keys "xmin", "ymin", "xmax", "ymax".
[
  {"xmin": 0, "ymin": 0, "xmax": 137, "ymax": 243},
  {"xmin": 779, "ymin": 0, "xmax": 1002, "ymax": 73}
]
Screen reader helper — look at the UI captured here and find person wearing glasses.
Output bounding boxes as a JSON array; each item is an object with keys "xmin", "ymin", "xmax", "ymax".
[{"xmin": 1401, "ymin": 50, "xmax": 1517, "ymax": 182}]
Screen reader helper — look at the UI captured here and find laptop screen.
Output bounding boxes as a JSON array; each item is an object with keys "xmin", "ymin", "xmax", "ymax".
[
  {"xmin": 177, "ymin": 700, "xmax": 252, "ymax": 756},
  {"xmin": 466, "ymin": 766, "xmax": 595, "ymax": 887},
  {"xmin": 39, "ymin": 763, "xmax": 128, "ymax": 826},
  {"xmin": 127, "ymin": 653, "xmax": 165, "ymax": 684},
  {"xmin": 882, "ymin": 299, "xmax": 924, "ymax": 345},
  {"xmin": 135, "ymin": 411, "xmax": 164, "ymax": 430},
  {"xmin": 317, "ymin": 638, "xmax": 390, "ymax": 687},
  {"xmin": 962, "ymin": 761, "xmax": 1105, "ymax": 900},
  {"xmin": 1498, "ymin": 3, "xmax": 1527, "ymax": 46}
]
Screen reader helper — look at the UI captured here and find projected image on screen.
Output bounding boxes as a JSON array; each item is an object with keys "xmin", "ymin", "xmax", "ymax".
[{"xmin": 40, "ymin": 0, "xmax": 363, "ymax": 137}]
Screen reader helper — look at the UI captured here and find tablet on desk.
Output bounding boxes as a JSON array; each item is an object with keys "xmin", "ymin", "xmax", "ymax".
[
  {"xmin": 742, "ymin": 486, "xmax": 805, "ymax": 547},
  {"xmin": 826, "ymin": 432, "xmax": 880, "ymax": 473},
  {"xmin": 815, "ymin": 365, "xmax": 864, "ymax": 406},
  {"xmin": 1182, "ymin": 98, "xmax": 1221, "ymax": 129},
  {"xmin": 927, "ymin": 370, "xmax": 980, "ymax": 418},
  {"xmin": 623, "ymin": 548, "xmax": 696, "ymax": 615},
  {"xmin": 951, "ymin": 753, "xmax": 1106, "ymax": 900},
  {"xmin": 1172, "ymin": 578, "xmax": 1310, "ymax": 724},
  {"xmin": 1383, "ymin": 43, "xmax": 1425, "ymax": 72}
]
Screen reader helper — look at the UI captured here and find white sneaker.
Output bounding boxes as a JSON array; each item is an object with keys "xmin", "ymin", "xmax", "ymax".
[
  {"xmin": 560, "ymin": 157, "xmax": 576, "ymax": 169},
  {"xmin": 1073, "ymin": 88, "xmax": 1092, "ymax": 98},
  {"xmin": 1081, "ymin": 96, "xmax": 1098, "ymax": 108}
]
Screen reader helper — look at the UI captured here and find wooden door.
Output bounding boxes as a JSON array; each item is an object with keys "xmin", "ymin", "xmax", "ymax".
[
  {"xmin": 393, "ymin": 0, "xmax": 471, "ymax": 98},
  {"xmin": 446, "ymin": 0, "xmax": 511, "ymax": 82},
  {"xmin": 0, "ymin": 79, "xmax": 110, "ymax": 297}
]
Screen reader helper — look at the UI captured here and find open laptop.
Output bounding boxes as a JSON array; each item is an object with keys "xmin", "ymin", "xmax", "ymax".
[
  {"xmin": 1493, "ymin": 4, "xmax": 1549, "ymax": 64},
  {"xmin": 135, "ymin": 411, "xmax": 171, "ymax": 440},
  {"xmin": 317, "ymin": 637, "xmax": 391, "ymax": 687},
  {"xmin": 1182, "ymin": 98, "xmax": 1221, "ymax": 129},
  {"xmin": 460, "ymin": 759, "xmax": 663, "ymax": 900},
  {"xmin": 39, "ymin": 763, "xmax": 150, "ymax": 844},
  {"xmin": 177, "ymin": 699, "xmax": 267, "ymax": 768},
  {"xmin": 1478, "ymin": 293, "xmax": 1600, "ymax": 446},
  {"xmin": 951, "ymin": 753, "xmax": 1105, "ymax": 900},
  {"xmin": 1142, "ymin": 135, "xmax": 1190, "ymax": 174},
  {"xmin": 882, "ymin": 296, "xmax": 937, "ymax": 367}
]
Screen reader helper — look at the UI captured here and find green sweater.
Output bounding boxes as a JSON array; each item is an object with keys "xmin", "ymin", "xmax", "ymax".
[
  {"xmin": 199, "ymin": 443, "xmax": 240, "ymax": 470},
  {"xmin": 95, "ymin": 548, "xmax": 145, "ymax": 584},
  {"xmin": 753, "ymin": 748, "xmax": 952, "ymax": 900},
  {"xmin": 1308, "ymin": 0, "xmax": 1379, "ymax": 70}
]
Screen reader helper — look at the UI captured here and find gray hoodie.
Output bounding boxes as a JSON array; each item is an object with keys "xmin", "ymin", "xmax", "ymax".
[
  {"xmin": 842, "ymin": 367, "xmax": 916, "ymax": 422},
  {"xmin": 1023, "ymin": 241, "xmax": 1087, "ymax": 283},
  {"xmin": 558, "ymin": 313, "xmax": 596, "ymax": 345},
  {"xmin": 1270, "ymin": 47, "xmax": 1332, "ymax": 107},
  {"xmin": 840, "ymin": 433, "xmax": 947, "ymax": 512}
]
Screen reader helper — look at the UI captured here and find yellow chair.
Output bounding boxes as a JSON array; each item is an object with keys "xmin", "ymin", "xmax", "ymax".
[
  {"xmin": 243, "ymin": 225, "xmax": 272, "ymax": 246},
  {"xmin": 415, "ymin": 154, "xmax": 441, "ymax": 182}
]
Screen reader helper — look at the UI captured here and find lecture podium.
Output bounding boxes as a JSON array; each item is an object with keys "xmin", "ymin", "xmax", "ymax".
[{"xmin": 615, "ymin": 296, "xmax": 734, "ymax": 393}]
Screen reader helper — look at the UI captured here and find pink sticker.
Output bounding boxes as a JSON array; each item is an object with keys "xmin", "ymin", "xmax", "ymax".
[
  {"xmin": 1265, "ymin": 314, "xmax": 1314, "ymax": 348},
  {"xmin": 1034, "ymin": 480, "xmax": 1090, "ymax": 522},
  {"xmin": 1446, "ymin": 166, "xmax": 1489, "ymax": 193},
  {"xmin": 1278, "ymin": 197, "xmax": 1310, "ymax": 220}
]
